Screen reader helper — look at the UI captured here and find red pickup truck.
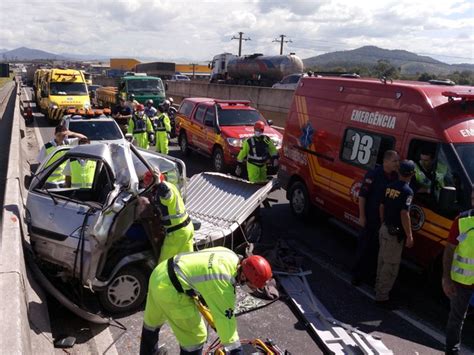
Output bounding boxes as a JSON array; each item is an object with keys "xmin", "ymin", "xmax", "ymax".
[{"xmin": 175, "ymin": 98, "xmax": 283, "ymax": 172}]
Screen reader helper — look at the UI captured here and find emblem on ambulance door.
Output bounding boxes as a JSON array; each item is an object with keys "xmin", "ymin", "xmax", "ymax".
[
  {"xmin": 409, "ymin": 205, "xmax": 425, "ymax": 231},
  {"xmin": 350, "ymin": 182, "xmax": 362, "ymax": 203},
  {"xmin": 300, "ymin": 122, "xmax": 314, "ymax": 149}
]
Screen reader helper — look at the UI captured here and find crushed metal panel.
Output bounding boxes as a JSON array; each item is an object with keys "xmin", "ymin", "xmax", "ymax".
[
  {"xmin": 278, "ymin": 274, "xmax": 393, "ymax": 355},
  {"xmin": 186, "ymin": 173, "xmax": 274, "ymax": 245}
]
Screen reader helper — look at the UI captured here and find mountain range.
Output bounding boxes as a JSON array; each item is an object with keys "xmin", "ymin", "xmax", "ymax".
[
  {"xmin": 303, "ymin": 46, "xmax": 473, "ymax": 75},
  {"xmin": 1, "ymin": 46, "xmax": 473, "ymax": 76}
]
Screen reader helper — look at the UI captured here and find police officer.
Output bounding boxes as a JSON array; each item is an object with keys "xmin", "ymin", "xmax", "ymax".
[
  {"xmin": 153, "ymin": 104, "xmax": 172, "ymax": 154},
  {"xmin": 144, "ymin": 99, "xmax": 158, "ymax": 119},
  {"xmin": 150, "ymin": 170, "xmax": 194, "ymax": 264},
  {"xmin": 375, "ymin": 160, "xmax": 416, "ymax": 307},
  {"xmin": 127, "ymin": 104, "xmax": 154, "ymax": 149},
  {"xmin": 140, "ymin": 247, "xmax": 273, "ymax": 355},
  {"xmin": 442, "ymin": 194, "xmax": 474, "ymax": 355},
  {"xmin": 352, "ymin": 150, "xmax": 399, "ymax": 286},
  {"xmin": 37, "ymin": 125, "xmax": 87, "ymax": 187},
  {"xmin": 236, "ymin": 120, "xmax": 278, "ymax": 183}
]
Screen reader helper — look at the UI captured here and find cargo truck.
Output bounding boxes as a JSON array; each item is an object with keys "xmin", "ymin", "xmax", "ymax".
[
  {"xmin": 95, "ymin": 73, "xmax": 166, "ymax": 109},
  {"xmin": 209, "ymin": 52, "xmax": 304, "ymax": 86},
  {"xmin": 36, "ymin": 68, "xmax": 90, "ymax": 124}
]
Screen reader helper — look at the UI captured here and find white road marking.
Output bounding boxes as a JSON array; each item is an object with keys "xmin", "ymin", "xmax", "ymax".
[
  {"xmin": 291, "ymin": 241, "xmax": 474, "ymax": 352},
  {"xmin": 90, "ymin": 325, "xmax": 119, "ymax": 355}
]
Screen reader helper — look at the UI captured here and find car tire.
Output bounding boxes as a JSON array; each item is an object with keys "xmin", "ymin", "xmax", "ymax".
[
  {"xmin": 212, "ymin": 147, "xmax": 227, "ymax": 173},
  {"xmin": 289, "ymin": 181, "xmax": 311, "ymax": 219},
  {"xmin": 179, "ymin": 131, "xmax": 191, "ymax": 156},
  {"xmin": 243, "ymin": 214, "xmax": 263, "ymax": 244},
  {"xmin": 98, "ymin": 265, "xmax": 148, "ymax": 314}
]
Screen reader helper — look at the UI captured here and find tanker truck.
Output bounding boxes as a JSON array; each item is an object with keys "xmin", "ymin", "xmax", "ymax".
[{"xmin": 209, "ymin": 53, "xmax": 304, "ymax": 86}]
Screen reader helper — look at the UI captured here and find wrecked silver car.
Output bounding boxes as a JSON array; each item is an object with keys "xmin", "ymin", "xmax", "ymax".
[{"xmin": 26, "ymin": 143, "xmax": 274, "ymax": 317}]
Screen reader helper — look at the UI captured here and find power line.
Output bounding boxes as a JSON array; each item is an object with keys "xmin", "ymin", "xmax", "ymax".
[
  {"xmin": 231, "ymin": 32, "xmax": 251, "ymax": 57},
  {"xmin": 272, "ymin": 34, "xmax": 292, "ymax": 55}
]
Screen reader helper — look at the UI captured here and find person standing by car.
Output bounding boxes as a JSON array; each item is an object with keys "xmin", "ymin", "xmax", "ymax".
[
  {"xmin": 140, "ymin": 247, "xmax": 273, "ymax": 355},
  {"xmin": 144, "ymin": 99, "xmax": 157, "ymax": 119},
  {"xmin": 112, "ymin": 97, "xmax": 132, "ymax": 132},
  {"xmin": 63, "ymin": 138, "xmax": 97, "ymax": 189},
  {"xmin": 236, "ymin": 121, "xmax": 278, "ymax": 183},
  {"xmin": 442, "ymin": 199, "xmax": 474, "ymax": 355},
  {"xmin": 375, "ymin": 160, "xmax": 415, "ymax": 307},
  {"xmin": 153, "ymin": 104, "xmax": 172, "ymax": 154},
  {"xmin": 352, "ymin": 150, "xmax": 399, "ymax": 286},
  {"xmin": 128, "ymin": 104, "xmax": 154, "ymax": 149}
]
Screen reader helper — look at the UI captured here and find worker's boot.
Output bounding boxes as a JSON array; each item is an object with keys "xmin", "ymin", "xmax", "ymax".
[
  {"xmin": 179, "ymin": 347, "xmax": 203, "ymax": 355},
  {"xmin": 139, "ymin": 326, "xmax": 161, "ymax": 355}
]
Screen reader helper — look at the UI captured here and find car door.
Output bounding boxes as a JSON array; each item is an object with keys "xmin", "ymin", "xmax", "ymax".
[
  {"xmin": 203, "ymin": 106, "xmax": 218, "ymax": 154},
  {"xmin": 26, "ymin": 151, "xmax": 102, "ymax": 245},
  {"xmin": 190, "ymin": 104, "xmax": 208, "ymax": 151}
]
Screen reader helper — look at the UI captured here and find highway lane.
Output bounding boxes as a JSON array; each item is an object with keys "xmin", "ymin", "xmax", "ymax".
[{"xmin": 19, "ymin": 86, "xmax": 474, "ymax": 354}]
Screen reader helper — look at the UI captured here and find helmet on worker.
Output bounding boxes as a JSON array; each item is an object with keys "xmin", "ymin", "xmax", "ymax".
[
  {"xmin": 162, "ymin": 99, "xmax": 171, "ymax": 109},
  {"xmin": 146, "ymin": 99, "xmax": 154, "ymax": 106},
  {"xmin": 254, "ymin": 121, "xmax": 265, "ymax": 136},
  {"xmin": 240, "ymin": 255, "xmax": 272, "ymax": 289}
]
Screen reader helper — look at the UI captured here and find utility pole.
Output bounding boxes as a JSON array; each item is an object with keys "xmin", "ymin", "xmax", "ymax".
[
  {"xmin": 273, "ymin": 34, "xmax": 292, "ymax": 55},
  {"xmin": 231, "ymin": 32, "xmax": 251, "ymax": 56}
]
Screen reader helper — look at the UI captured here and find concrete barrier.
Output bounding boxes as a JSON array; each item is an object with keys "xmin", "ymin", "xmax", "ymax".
[
  {"xmin": 0, "ymin": 83, "xmax": 53, "ymax": 354},
  {"xmin": 167, "ymin": 82, "xmax": 294, "ymax": 127}
]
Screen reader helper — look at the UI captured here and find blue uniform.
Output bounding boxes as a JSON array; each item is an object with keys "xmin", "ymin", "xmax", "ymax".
[
  {"xmin": 353, "ymin": 166, "xmax": 398, "ymax": 284},
  {"xmin": 382, "ymin": 180, "xmax": 414, "ymax": 233},
  {"xmin": 112, "ymin": 105, "xmax": 132, "ymax": 116}
]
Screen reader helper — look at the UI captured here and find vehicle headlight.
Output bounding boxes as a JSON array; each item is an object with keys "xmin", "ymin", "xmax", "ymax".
[{"xmin": 226, "ymin": 138, "xmax": 243, "ymax": 147}]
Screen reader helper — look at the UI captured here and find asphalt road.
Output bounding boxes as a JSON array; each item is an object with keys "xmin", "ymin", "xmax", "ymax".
[{"xmin": 19, "ymin": 85, "xmax": 474, "ymax": 355}]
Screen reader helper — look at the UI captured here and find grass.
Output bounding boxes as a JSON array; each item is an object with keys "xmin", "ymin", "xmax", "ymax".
[{"xmin": 0, "ymin": 73, "xmax": 15, "ymax": 88}]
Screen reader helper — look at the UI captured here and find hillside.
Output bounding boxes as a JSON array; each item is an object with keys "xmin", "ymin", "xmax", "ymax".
[
  {"xmin": 303, "ymin": 46, "xmax": 474, "ymax": 75},
  {"xmin": 1, "ymin": 47, "xmax": 65, "ymax": 60}
]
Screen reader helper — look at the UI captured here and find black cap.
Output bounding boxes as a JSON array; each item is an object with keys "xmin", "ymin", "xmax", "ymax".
[{"xmin": 400, "ymin": 159, "xmax": 416, "ymax": 176}]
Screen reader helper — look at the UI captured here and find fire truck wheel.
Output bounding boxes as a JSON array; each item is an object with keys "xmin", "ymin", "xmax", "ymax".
[
  {"xmin": 212, "ymin": 147, "xmax": 226, "ymax": 172},
  {"xmin": 98, "ymin": 265, "xmax": 148, "ymax": 314},
  {"xmin": 179, "ymin": 131, "xmax": 191, "ymax": 156},
  {"xmin": 289, "ymin": 181, "xmax": 310, "ymax": 218}
]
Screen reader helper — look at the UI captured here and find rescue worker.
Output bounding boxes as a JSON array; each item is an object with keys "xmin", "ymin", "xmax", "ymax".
[
  {"xmin": 442, "ymin": 195, "xmax": 474, "ymax": 355},
  {"xmin": 414, "ymin": 148, "xmax": 447, "ymax": 196},
  {"xmin": 127, "ymin": 104, "xmax": 154, "ymax": 149},
  {"xmin": 153, "ymin": 104, "xmax": 172, "ymax": 154},
  {"xmin": 127, "ymin": 93, "xmax": 139, "ymax": 112},
  {"xmin": 352, "ymin": 150, "xmax": 399, "ymax": 286},
  {"xmin": 375, "ymin": 160, "xmax": 415, "ymax": 308},
  {"xmin": 235, "ymin": 120, "xmax": 278, "ymax": 184},
  {"xmin": 144, "ymin": 99, "xmax": 158, "ymax": 119},
  {"xmin": 37, "ymin": 125, "xmax": 87, "ymax": 187},
  {"xmin": 140, "ymin": 247, "xmax": 273, "ymax": 355},
  {"xmin": 150, "ymin": 170, "xmax": 194, "ymax": 264},
  {"xmin": 63, "ymin": 138, "xmax": 96, "ymax": 189}
]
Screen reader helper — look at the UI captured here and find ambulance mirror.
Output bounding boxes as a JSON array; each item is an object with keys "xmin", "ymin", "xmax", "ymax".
[{"xmin": 439, "ymin": 186, "xmax": 456, "ymax": 210}]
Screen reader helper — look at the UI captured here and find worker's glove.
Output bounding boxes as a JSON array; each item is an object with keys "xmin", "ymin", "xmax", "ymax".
[
  {"xmin": 272, "ymin": 158, "xmax": 279, "ymax": 168},
  {"xmin": 148, "ymin": 133, "xmax": 155, "ymax": 145},
  {"xmin": 154, "ymin": 182, "xmax": 171, "ymax": 200},
  {"xmin": 235, "ymin": 164, "xmax": 243, "ymax": 177}
]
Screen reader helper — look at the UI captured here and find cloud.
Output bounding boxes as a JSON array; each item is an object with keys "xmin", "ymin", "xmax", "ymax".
[{"xmin": 0, "ymin": 0, "xmax": 472, "ymax": 64}]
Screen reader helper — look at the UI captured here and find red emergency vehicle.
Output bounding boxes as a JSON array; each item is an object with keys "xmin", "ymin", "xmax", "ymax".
[
  {"xmin": 278, "ymin": 77, "xmax": 473, "ymax": 272},
  {"xmin": 175, "ymin": 98, "xmax": 282, "ymax": 172}
]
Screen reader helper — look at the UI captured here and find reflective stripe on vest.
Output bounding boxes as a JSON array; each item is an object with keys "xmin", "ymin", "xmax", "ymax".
[
  {"xmin": 153, "ymin": 114, "xmax": 166, "ymax": 132},
  {"xmin": 451, "ymin": 210, "xmax": 474, "ymax": 285},
  {"xmin": 247, "ymin": 136, "xmax": 270, "ymax": 164},
  {"xmin": 70, "ymin": 160, "xmax": 96, "ymax": 189},
  {"xmin": 157, "ymin": 182, "xmax": 188, "ymax": 229},
  {"xmin": 45, "ymin": 144, "xmax": 67, "ymax": 183},
  {"xmin": 133, "ymin": 116, "xmax": 147, "ymax": 133}
]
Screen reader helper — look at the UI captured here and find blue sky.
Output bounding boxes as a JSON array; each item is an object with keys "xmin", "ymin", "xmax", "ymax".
[{"xmin": 0, "ymin": 0, "xmax": 472, "ymax": 64}]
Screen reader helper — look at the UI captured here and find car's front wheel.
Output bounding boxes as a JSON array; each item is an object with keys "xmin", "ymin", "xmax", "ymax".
[
  {"xmin": 212, "ymin": 147, "xmax": 226, "ymax": 172},
  {"xmin": 179, "ymin": 131, "xmax": 191, "ymax": 156},
  {"xmin": 98, "ymin": 266, "xmax": 148, "ymax": 314}
]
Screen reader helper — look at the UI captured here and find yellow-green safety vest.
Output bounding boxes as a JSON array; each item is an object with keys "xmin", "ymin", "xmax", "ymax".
[
  {"xmin": 157, "ymin": 181, "xmax": 189, "ymax": 232},
  {"xmin": 44, "ymin": 143, "xmax": 67, "ymax": 183},
  {"xmin": 451, "ymin": 210, "xmax": 474, "ymax": 286},
  {"xmin": 70, "ymin": 160, "xmax": 96, "ymax": 188}
]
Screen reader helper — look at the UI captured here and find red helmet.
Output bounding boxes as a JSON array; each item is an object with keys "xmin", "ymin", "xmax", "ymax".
[
  {"xmin": 136, "ymin": 104, "xmax": 145, "ymax": 111},
  {"xmin": 254, "ymin": 121, "xmax": 265, "ymax": 132},
  {"xmin": 241, "ymin": 255, "xmax": 272, "ymax": 288}
]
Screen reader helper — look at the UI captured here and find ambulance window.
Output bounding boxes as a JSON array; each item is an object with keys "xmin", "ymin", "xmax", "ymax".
[
  {"xmin": 340, "ymin": 128, "xmax": 394, "ymax": 170},
  {"xmin": 194, "ymin": 104, "xmax": 207, "ymax": 124}
]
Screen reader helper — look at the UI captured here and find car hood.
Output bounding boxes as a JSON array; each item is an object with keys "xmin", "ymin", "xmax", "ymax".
[{"xmin": 219, "ymin": 125, "xmax": 282, "ymax": 140}]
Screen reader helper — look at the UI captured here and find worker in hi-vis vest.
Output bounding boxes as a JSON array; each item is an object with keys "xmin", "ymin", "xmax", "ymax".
[
  {"xmin": 442, "ymin": 194, "xmax": 474, "ymax": 355},
  {"xmin": 236, "ymin": 120, "xmax": 278, "ymax": 183},
  {"xmin": 37, "ymin": 125, "xmax": 87, "ymax": 187},
  {"xmin": 127, "ymin": 104, "xmax": 154, "ymax": 149},
  {"xmin": 140, "ymin": 247, "xmax": 273, "ymax": 355},
  {"xmin": 152, "ymin": 104, "xmax": 171, "ymax": 154},
  {"xmin": 63, "ymin": 138, "xmax": 97, "ymax": 189}
]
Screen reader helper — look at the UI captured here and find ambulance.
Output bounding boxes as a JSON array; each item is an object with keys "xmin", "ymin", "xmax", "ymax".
[{"xmin": 278, "ymin": 76, "xmax": 473, "ymax": 273}]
